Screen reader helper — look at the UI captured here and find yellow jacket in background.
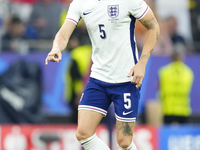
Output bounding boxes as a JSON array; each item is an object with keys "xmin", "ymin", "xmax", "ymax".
[{"xmin": 158, "ymin": 61, "xmax": 194, "ymax": 116}]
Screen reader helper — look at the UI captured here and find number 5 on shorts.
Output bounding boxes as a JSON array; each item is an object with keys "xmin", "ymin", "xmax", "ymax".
[{"xmin": 124, "ymin": 93, "xmax": 131, "ymax": 109}]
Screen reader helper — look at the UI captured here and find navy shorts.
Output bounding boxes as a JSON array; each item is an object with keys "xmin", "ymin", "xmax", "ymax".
[{"xmin": 78, "ymin": 77, "xmax": 140, "ymax": 122}]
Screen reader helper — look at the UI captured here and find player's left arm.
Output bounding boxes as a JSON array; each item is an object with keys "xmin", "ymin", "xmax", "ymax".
[{"xmin": 128, "ymin": 8, "xmax": 160, "ymax": 88}]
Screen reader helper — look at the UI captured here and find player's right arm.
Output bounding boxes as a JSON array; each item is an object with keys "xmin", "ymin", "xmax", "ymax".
[
  {"xmin": 45, "ymin": 0, "xmax": 81, "ymax": 65},
  {"xmin": 45, "ymin": 20, "xmax": 76, "ymax": 65}
]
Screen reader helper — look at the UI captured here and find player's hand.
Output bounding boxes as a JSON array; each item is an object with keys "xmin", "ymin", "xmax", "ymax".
[
  {"xmin": 45, "ymin": 48, "xmax": 62, "ymax": 65},
  {"xmin": 127, "ymin": 62, "xmax": 146, "ymax": 88}
]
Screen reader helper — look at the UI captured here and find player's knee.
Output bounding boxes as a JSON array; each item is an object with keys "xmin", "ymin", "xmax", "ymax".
[
  {"xmin": 118, "ymin": 142, "xmax": 132, "ymax": 149},
  {"xmin": 76, "ymin": 129, "xmax": 85, "ymax": 141},
  {"xmin": 76, "ymin": 128, "xmax": 91, "ymax": 141},
  {"xmin": 117, "ymin": 137, "xmax": 132, "ymax": 149}
]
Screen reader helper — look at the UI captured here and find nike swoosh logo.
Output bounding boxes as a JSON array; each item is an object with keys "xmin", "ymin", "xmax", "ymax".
[
  {"xmin": 123, "ymin": 110, "xmax": 133, "ymax": 115},
  {"xmin": 83, "ymin": 12, "xmax": 92, "ymax": 15}
]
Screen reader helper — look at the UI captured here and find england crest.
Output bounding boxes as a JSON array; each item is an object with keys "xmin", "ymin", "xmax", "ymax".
[{"xmin": 108, "ymin": 5, "xmax": 119, "ymax": 18}]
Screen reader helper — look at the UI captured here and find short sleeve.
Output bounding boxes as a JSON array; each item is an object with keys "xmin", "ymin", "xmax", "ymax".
[
  {"xmin": 127, "ymin": 0, "xmax": 149, "ymax": 20},
  {"xmin": 66, "ymin": 0, "xmax": 81, "ymax": 25}
]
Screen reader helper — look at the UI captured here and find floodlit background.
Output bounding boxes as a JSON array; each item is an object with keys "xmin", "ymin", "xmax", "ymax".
[{"xmin": 0, "ymin": 0, "xmax": 199, "ymax": 149}]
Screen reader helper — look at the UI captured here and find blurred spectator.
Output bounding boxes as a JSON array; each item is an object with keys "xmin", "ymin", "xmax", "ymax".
[
  {"xmin": 158, "ymin": 43, "xmax": 194, "ymax": 124},
  {"xmin": 28, "ymin": 0, "xmax": 62, "ymax": 39},
  {"xmin": 10, "ymin": 2, "xmax": 33, "ymax": 24},
  {"xmin": 1, "ymin": 16, "xmax": 29, "ymax": 53},
  {"xmin": 64, "ymin": 33, "xmax": 92, "ymax": 123},
  {"xmin": 166, "ymin": 15, "xmax": 195, "ymax": 53},
  {"xmin": 73, "ymin": 21, "xmax": 91, "ymax": 46},
  {"xmin": 152, "ymin": 19, "xmax": 173, "ymax": 56},
  {"xmin": 166, "ymin": 16, "xmax": 186, "ymax": 46},
  {"xmin": 155, "ymin": 0, "xmax": 192, "ymax": 42},
  {"xmin": 190, "ymin": 0, "xmax": 200, "ymax": 51}
]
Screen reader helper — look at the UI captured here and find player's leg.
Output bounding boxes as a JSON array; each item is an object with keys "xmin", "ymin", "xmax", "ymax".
[
  {"xmin": 76, "ymin": 109, "xmax": 110, "ymax": 150},
  {"xmin": 76, "ymin": 77, "xmax": 111, "ymax": 150},
  {"xmin": 76, "ymin": 109, "xmax": 103, "ymax": 140},
  {"xmin": 109, "ymin": 82, "xmax": 140, "ymax": 150},
  {"xmin": 116, "ymin": 120, "xmax": 137, "ymax": 150}
]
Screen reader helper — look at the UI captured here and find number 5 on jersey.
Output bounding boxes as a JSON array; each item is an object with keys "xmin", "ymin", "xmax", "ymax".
[
  {"xmin": 98, "ymin": 24, "xmax": 106, "ymax": 39},
  {"xmin": 124, "ymin": 93, "xmax": 131, "ymax": 109}
]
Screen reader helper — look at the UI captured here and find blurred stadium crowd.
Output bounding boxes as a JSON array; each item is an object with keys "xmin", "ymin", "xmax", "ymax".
[
  {"xmin": 0, "ymin": 0, "xmax": 199, "ymax": 125},
  {"xmin": 0, "ymin": 0, "xmax": 91, "ymax": 52},
  {"xmin": 0, "ymin": 0, "xmax": 199, "ymax": 53}
]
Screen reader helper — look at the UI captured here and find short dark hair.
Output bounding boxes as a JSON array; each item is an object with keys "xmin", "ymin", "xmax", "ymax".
[
  {"xmin": 171, "ymin": 43, "xmax": 186, "ymax": 61},
  {"xmin": 10, "ymin": 16, "xmax": 22, "ymax": 24}
]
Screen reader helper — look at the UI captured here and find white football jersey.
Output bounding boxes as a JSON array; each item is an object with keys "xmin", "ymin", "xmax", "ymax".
[{"xmin": 66, "ymin": 0, "xmax": 149, "ymax": 83}]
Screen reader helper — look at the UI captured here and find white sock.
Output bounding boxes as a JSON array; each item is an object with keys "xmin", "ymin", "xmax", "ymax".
[
  {"xmin": 79, "ymin": 133, "xmax": 110, "ymax": 150},
  {"xmin": 119, "ymin": 142, "xmax": 137, "ymax": 150}
]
